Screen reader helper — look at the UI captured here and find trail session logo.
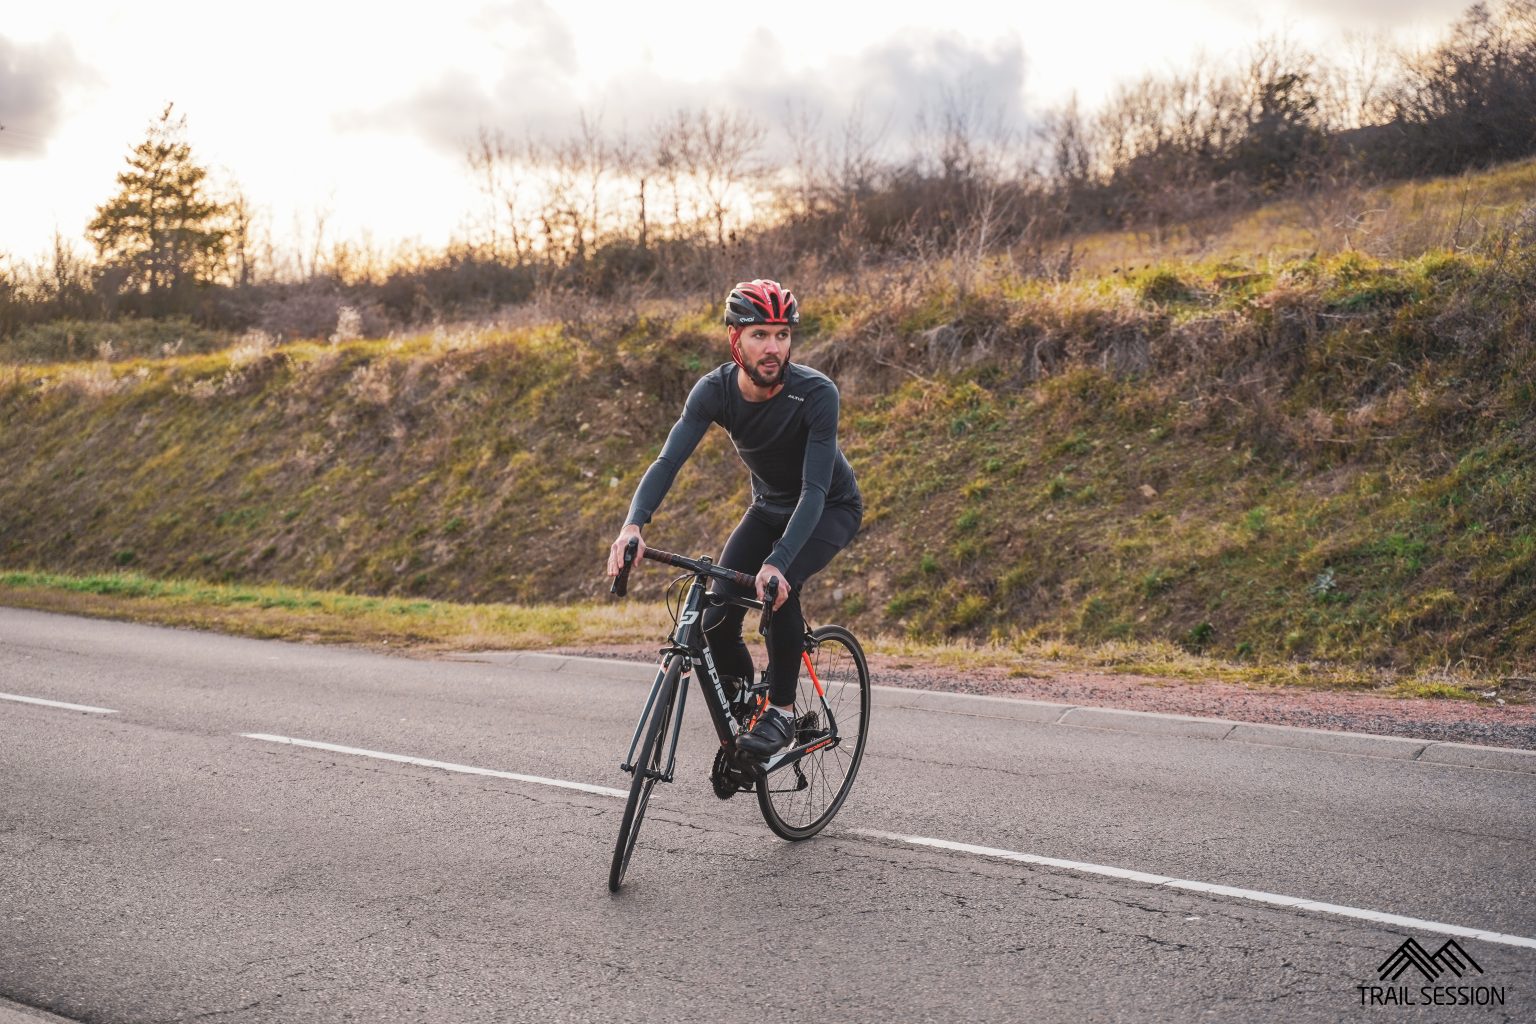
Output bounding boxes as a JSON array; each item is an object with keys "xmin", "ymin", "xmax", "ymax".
[{"xmin": 1359, "ymin": 937, "xmax": 1506, "ymax": 1008}]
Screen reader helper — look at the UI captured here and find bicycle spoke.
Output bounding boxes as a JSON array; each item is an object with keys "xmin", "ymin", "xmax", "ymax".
[
  {"xmin": 610, "ymin": 657, "xmax": 682, "ymax": 891},
  {"xmin": 757, "ymin": 625, "xmax": 870, "ymax": 840}
]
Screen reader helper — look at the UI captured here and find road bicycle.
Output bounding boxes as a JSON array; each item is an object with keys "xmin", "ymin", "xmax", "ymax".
[{"xmin": 607, "ymin": 539, "xmax": 871, "ymax": 892}]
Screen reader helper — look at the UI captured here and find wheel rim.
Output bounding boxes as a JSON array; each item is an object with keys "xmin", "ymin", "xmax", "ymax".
[
  {"xmin": 610, "ymin": 660, "xmax": 679, "ymax": 890},
  {"xmin": 761, "ymin": 629, "xmax": 868, "ymax": 834},
  {"xmin": 619, "ymin": 773, "xmax": 657, "ymax": 878}
]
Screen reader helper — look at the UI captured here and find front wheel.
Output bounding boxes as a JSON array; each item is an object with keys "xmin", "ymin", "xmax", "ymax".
[
  {"xmin": 757, "ymin": 624, "xmax": 871, "ymax": 841},
  {"xmin": 609, "ymin": 656, "xmax": 682, "ymax": 892}
]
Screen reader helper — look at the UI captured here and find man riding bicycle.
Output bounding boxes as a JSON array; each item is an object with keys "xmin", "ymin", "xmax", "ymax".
[{"xmin": 607, "ymin": 279, "xmax": 863, "ymax": 762}]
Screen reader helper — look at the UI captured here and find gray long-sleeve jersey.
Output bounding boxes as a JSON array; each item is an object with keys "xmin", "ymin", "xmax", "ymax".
[{"xmin": 625, "ymin": 362, "xmax": 862, "ymax": 570}]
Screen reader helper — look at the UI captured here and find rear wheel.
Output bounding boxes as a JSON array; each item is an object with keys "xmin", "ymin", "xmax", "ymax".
[
  {"xmin": 609, "ymin": 656, "xmax": 682, "ymax": 892},
  {"xmin": 756, "ymin": 625, "xmax": 871, "ymax": 841}
]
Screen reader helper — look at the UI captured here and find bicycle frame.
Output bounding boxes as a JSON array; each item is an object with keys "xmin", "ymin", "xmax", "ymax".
[{"xmin": 619, "ymin": 561, "xmax": 844, "ymax": 784}]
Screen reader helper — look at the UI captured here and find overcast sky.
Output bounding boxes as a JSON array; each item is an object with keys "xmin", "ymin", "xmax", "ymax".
[{"xmin": 0, "ymin": 0, "xmax": 1473, "ymax": 262}]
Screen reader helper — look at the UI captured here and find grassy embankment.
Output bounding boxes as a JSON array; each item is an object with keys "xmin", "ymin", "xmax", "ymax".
[
  {"xmin": 2, "ymin": 160, "xmax": 1533, "ymax": 698},
  {"xmin": 0, "ymin": 569, "xmax": 1487, "ymax": 699}
]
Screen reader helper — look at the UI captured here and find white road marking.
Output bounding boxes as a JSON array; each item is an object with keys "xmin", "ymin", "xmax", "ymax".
[
  {"xmin": 242, "ymin": 731, "xmax": 1536, "ymax": 952},
  {"xmin": 240, "ymin": 733, "xmax": 628, "ymax": 799},
  {"xmin": 0, "ymin": 692, "xmax": 118, "ymax": 715},
  {"xmin": 854, "ymin": 830, "xmax": 1536, "ymax": 952}
]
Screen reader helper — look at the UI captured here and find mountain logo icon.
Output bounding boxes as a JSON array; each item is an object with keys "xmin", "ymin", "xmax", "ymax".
[{"xmin": 1377, "ymin": 938, "xmax": 1484, "ymax": 982}]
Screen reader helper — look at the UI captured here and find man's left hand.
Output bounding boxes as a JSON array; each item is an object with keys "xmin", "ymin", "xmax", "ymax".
[{"xmin": 756, "ymin": 564, "xmax": 791, "ymax": 611}]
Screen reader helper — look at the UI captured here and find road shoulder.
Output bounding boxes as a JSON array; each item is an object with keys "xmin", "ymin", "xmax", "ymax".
[{"xmin": 446, "ymin": 647, "xmax": 1536, "ymax": 768}]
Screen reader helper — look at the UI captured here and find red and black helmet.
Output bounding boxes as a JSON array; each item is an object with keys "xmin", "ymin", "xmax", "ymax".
[{"xmin": 724, "ymin": 279, "xmax": 799, "ymax": 327}]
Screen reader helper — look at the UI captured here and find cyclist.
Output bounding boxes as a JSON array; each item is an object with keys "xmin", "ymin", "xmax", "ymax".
[{"xmin": 607, "ymin": 279, "xmax": 863, "ymax": 762}]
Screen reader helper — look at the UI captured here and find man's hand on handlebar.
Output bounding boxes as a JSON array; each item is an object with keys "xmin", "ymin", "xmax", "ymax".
[
  {"xmin": 756, "ymin": 564, "xmax": 791, "ymax": 611},
  {"xmin": 608, "ymin": 524, "xmax": 646, "ymax": 577}
]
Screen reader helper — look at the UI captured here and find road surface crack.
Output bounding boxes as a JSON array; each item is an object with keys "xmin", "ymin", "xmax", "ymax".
[{"xmin": 149, "ymin": 1001, "xmax": 263, "ymax": 1023}]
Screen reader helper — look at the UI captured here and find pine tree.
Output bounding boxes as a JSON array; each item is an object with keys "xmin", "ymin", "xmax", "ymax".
[{"xmin": 88, "ymin": 104, "xmax": 229, "ymax": 306}]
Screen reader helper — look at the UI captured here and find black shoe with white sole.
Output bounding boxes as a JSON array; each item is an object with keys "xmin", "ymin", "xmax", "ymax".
[{"xmin": 735, "ymin": 706, "xmax": 795, "ymax": 762}]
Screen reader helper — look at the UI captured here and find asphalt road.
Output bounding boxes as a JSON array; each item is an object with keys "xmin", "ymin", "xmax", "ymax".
[{"xmin": 2, "ymin": 607, "xmax": 1533, "ymax": 1023}]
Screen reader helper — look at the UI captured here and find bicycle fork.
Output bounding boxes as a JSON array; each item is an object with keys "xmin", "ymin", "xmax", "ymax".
[{"xmin": 620, "ymin": 653, "xmax": 688, "ymax": 783}]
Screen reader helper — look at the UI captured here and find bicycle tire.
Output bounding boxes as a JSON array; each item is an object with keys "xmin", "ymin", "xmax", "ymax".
[
  {"xmin": 609, "ymin": 656, "xmax": 682, "ymax": 892},
  {"xmin": 756, "ymin": 624, "xmax": 871, "ymax": 841}
]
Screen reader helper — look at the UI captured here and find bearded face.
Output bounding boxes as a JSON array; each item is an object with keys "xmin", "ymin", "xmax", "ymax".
[{"xmin": 732, "ymin": 325, "xmax": 792, "ymax": 390}]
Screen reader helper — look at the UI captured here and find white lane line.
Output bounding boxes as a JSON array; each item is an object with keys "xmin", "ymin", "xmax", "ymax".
[
  {"xmin": 0, "ymin": 691, "xmax": 118, "ymax": 715},
  {"xmin": 854, "ymin": 830, "xmax": 1536, "ymax": 952},
  {"xmin": 240, "ymin": 733, "xmax": 628, "ymax": 799},
  {"xmin": 241, "ymin": 731, "xmax": 1536, "ymax": 952}
]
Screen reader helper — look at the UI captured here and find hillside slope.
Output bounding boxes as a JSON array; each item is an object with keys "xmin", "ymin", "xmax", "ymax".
[{"xmin": 4, "ymin": 240, "xmax": 1532, "ymax": 676}]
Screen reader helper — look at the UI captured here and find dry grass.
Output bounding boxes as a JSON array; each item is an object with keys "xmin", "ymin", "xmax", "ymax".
[
  {"xmin": 0, "ymin": 571, "xmax": 674, "ymax": 651},
  {"xmin": 1067, "ymin": 157, "xmax": 1536, "ymax": 275},
  {"xmin": 864, "ymin": 633, "xmax": 1499, "ymax": 699},
  {"xmin": 0, "ymin": 570, "xmax": 1504, "ymax": 700}
]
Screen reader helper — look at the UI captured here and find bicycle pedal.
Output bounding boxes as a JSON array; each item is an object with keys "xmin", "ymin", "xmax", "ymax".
[{"xmin": 727, "ymin": 741, "xmax": 759, "ymax": 773}]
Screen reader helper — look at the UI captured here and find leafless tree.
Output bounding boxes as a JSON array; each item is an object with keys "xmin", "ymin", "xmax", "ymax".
[
  {"xmin": 693, "ymin": 108, "xmax": 765, "ymax": 249},
  {"xmin": 224, "ymin": 185, "xmax": 257, "ymax": 287},
  {"xmin": 610, "ymin": 130, "xmax": 653, "ymax": 251},
  {"xmin": 1382, "ymin": 0, "xmax": 1536, "ymax": 175},
  {"xmin": 1322, "ymin": 30, "xmax": 1394, "ymax": 131}
]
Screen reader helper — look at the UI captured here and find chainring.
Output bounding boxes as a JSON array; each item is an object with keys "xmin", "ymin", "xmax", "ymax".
[{"xmin": 711, "ymin": 746, "xmax": 749, "ymax": 799}]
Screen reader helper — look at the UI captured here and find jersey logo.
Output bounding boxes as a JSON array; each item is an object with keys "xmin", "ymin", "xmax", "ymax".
[{"xmin": 786, "ymin": 393, "xmax": 804, "ymax": 402}]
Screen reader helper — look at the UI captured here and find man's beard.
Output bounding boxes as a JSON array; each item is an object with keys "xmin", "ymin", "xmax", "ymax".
[{"xmin": 743, "ymin": 355, "xmax": 788, "ymax": 389}]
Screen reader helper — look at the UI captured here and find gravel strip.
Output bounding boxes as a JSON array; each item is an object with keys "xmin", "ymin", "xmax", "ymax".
[{"xmin": 548, "ymin": 644, "xmax": 1536, "ymax": 751}]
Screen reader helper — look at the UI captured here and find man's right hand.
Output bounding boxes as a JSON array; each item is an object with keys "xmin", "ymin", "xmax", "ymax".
[{"xmin": 607, "ymin": 524, "xmax": 645, "ymax": 576}]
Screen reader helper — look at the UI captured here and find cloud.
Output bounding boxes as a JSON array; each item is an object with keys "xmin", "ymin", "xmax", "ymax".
[
  {"xmin": 470, "ymin": 0, "xmax": 578, "ymax": 72},
  {"xmin": 337, "ymin": 0, "xmax": 581, "ymax": 150},
  {"xmin": 0, "ymin": 34, "xmax": 93, "ymax": 159},
  {"xmin": 691, "ymin": 33, "xmax": 1030, "ymax": 149},
  {"xmin": 1285, "ymin": 0, "xmax": 1471, "ymax": 27},
  {"xmin": 345, "ymin": 21, "xmax": 1028, "ymax": 157}
]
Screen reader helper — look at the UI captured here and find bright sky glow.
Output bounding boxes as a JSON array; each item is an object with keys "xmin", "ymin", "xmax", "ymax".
[{"xmin": 0, "ymin": 0, "xmax": 1471, "ymax": 263}]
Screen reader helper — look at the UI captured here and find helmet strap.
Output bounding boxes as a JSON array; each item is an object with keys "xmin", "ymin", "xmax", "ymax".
[{"xmin": 728, "ymin": 326, "xmax": 747, "ymax": 371}]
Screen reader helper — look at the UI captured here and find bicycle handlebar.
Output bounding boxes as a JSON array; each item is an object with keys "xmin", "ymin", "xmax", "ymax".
[
  {"xmin": 758, "ymin": 577, "xmax": 777, "ymax": 638},
  {"xmin": 638, "ymin": 545, "xmax": 758, "ymax": 590},
  {"xmin": 610, "ymin": 538, "xmax": 639, "ymax": 597},
  {"xmin": 610, "ymin": 541, "xmax": 778, "ymax": 635}
]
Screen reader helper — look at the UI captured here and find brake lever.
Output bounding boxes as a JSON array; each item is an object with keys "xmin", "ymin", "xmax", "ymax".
[
  {"xmin": 611, "ymin": 537, "xmax": 638, "ymax": 597},
  {"xmin": 758, "ymin": 576, "xmax": 778, "ymax": 637}
]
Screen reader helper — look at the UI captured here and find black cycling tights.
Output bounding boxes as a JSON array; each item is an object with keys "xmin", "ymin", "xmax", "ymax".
[{"xmin": 701, "ymin": 503, "xmax": 861, "ymax": 707}]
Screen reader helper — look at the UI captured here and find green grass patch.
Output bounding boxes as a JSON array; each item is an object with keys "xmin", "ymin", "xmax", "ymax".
[{"xmin": 0, "ymin": 569, "xmax": 672, "ymax": 648}]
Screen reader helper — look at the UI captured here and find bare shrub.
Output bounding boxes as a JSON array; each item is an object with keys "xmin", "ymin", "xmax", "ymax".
[
  {"xmin": 258, "ymin": 287, "xmax": 387, "ymax": 342},
  {"xmin": 346, "ymin": 360, "xmax": 395, "ymax": 407},
  {"xmin": 329, "ymin": 305, "xmax": 363, "ymax": 346},
  {"xmin": 227, "ymin": 329, "xmax": 276, "ymax": 368},
  {"xmin": 1380, "ymin": 0, "xmax": 1536, "ymax": 176}
]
